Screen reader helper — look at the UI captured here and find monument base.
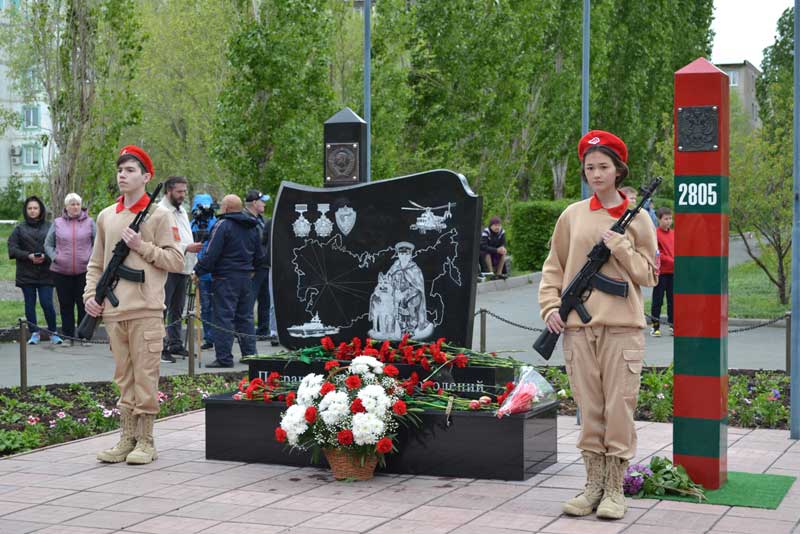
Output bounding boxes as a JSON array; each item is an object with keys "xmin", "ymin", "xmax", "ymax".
[{"xmin": 204, "ymin": 393, "xmax": 557, "ymax": 480}]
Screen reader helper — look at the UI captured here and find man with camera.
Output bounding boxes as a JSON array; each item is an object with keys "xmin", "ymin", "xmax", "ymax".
[
  {"xmin": 194, "ymin": 194, "xmax": 263, "ymax": 368},
  {"xmin": 191, "ymin": 194, "xmax": 218, "ymax": 350},
  {"xmin": 244, "ymin": 189, "xmax": 278, "ymax": 346},
  {"xmin": 158, "ymin": 176, "xmax": 202, "ymax": 363}
]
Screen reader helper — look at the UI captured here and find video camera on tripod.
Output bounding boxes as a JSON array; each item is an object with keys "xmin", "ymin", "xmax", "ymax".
[{"xmin": 190, "ymin": 194, "xmax": 219, "ymax": 242}]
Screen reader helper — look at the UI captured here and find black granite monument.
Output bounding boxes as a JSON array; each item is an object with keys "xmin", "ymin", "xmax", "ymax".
[{"xmin": 271, "ymin": 169, "xmax": 481, "ymax": 350}]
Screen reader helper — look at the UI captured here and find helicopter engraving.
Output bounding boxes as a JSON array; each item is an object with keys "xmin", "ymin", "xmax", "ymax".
[{"xmin": 402, "ymin": 201, "xmax": 455, "ymax": 234}]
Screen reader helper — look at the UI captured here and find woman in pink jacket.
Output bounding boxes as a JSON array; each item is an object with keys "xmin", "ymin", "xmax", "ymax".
[{"xmin": 45, "ymin": 193, "xmax": 96, "ymax": 341}]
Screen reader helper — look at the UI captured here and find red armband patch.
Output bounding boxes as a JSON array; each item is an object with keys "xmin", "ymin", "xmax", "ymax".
[{"xmin": 172, "ymin": 226, "xmax": 181, "ymax": 242}]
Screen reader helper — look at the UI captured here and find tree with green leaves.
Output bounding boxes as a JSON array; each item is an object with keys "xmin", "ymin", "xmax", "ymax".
[
  {"xmin": 0, "ymin": 0, "xmax": 142, "ymax": 215},
  {"xmin": 212, "ymin": 0, "xmax": 336, "ymax": 196},
  {"xmin": 730, "ymin": 7, "xmax": 794, "ymax": 305}
]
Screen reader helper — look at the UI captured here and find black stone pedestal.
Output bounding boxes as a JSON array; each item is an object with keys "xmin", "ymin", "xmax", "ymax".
[{"xmin": 204, "ymin": 393, "xmax": 557, "ymax": 480}]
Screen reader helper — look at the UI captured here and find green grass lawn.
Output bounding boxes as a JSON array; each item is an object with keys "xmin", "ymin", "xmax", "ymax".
[
  {"xmin": 0, "ymin": 223, "xmax": 17, "ymax": 282},
  {"xmin": 728, "ymin": 257, "xmax": 790, "ymax": 319},
  {"xmin": 645, "ymin": 255, "xmax": 790, "ymax": 320},
  {"xmin": 0, "ymin": 300, "xmax": 25, "ymax": 328}
]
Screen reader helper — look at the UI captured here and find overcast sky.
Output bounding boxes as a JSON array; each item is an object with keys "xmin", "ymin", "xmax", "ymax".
[{"xmin": 712, "ymin": 0, "xmax": 793, "ymax": 68}]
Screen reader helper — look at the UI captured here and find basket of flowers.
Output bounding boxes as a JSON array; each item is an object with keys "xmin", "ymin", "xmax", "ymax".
[{"xmin": 274, "ymin": 355, "xmax": 420, "ymax": 480}]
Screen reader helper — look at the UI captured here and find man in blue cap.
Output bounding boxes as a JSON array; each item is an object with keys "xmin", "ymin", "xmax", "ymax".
[{"xmin": 244, "ymin": 189, "xmax": 278, "ymax": 347}]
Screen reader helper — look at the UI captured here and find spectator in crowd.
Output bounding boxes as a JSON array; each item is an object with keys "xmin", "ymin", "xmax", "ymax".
[
  {"xmin": 86, "ymin": 145, "xmax": 184, "ymax": 465},
  {"xmin": 479, "ymin": 216, "xmax": 509, "ymax": 279},
  {"xmin": 620, "ymin": 186, "xmax": 657, "ymax": 226},
  {"xmin": 650, "ymin": 207, "xmax": 675, "ymax": 337},
  {"xmin": 539, "ymin": 130, "xmax": 657, "ymax": 520},
  {"xmin": 9, "ymin": 196, "xmax": 62, "ymax": 345},
  {"xmin": 158, "ymin": 176, "xmax": 202, "ymax": 363},
  {"xmin": 195, "ymin": 194, "xmax": 263, "ymax": 368},
  {"xmin": 44, "ymin": 193, "xmax": 95, "ymax": 343},
  {"xmin": 244, "ymin": 189, "xmax": 278, "ymax": 346},
  {"xmin": 190, "ymin": 193, "xmax": 217, "ymax": 350}
]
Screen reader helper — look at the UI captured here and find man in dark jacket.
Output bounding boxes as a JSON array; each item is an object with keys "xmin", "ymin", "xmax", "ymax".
[
  {"xmin": 8, "ymin": 196, "xmax": 61, "ymax": 344},
  {"xmin": 244, "ymin": 189, "xmax": 278, "ymax": 346},
  {"xmin": 194, "ymin": 194, "xmax": 263, "ymax": 367},
  {"xmin": 479, "ymin": 216, "xmax": 509, "ymax": 280}
]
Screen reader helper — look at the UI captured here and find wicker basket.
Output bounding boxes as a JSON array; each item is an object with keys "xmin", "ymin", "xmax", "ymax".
[{"xmin": 323, "ymin": 448, "xmax": 378, "ymax": 481}]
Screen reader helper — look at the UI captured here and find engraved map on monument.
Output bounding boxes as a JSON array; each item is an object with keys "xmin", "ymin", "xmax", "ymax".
[{"xmin": 289, "ymin": 227, "xmax": 463, "ymax": 341}]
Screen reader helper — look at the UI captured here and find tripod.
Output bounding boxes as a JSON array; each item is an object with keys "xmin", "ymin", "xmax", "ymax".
[{"xmin": 184, "ymin": 275, "xmax": 203, "ymax": 368}]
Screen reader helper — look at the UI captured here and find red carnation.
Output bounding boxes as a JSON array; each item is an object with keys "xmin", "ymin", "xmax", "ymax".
[
  {"xmin": 433, "ymin": 352, "xmax": 447, "ymax": 364},
  {"xmin": 437, "ymin": 388, "xmax": 445, "ymax": 395},
  {"xmin": 392, "ymin": 400, "xmax": 407, "ymax": 415},
  {"xmin": 405, "ymin": 383, "xmax": 415, "ymax": 396},
  {"xmin": 350, "ymin": 398, "xmax": 366, "ymax": 413},
  {"xmin": 324, "ymin": 360, "xmax": 340, "ymax": 372},
  {"xmin": 364, "ymin": 347, "xmax": 379, "ymax": 357},
  {"xmin": 337, "ymin": 429, "xmax": 354, "ymax": 445},
  {"xmin": 305, "ymin": 406, "xmax": 318, "ymax": 424},
  {"xmin": 384, "ymin": 364, "xmax": 399, "ymax": 377},
  {"xmin": 267, "ymin": 372, "xmax": 281, "ymax": 388},
  {"xmin": 321, "ymin": 336, "xmax": 335, "ymax": 351},
  {"xmin": 420, "ymin": 357, "xmax": 431, "ymax": 371},
  {"xmin": 352, "ymin": 337, "xmax": 362, "ymax": 354},
  {"xmin": 345, "ymin": 374, "xmax": 362, "ymax": 390},
  {"xmin": 453, "ymin": 353, "xmax": 469, "ymax": 368},
  {"xmin": 275, "ymin": 427, "xmax": 287, "ymax": 443},
  {"xmin": 409, "ymin": 372, "xmax": 420, "ymax": 384},
  {"xmin": 421, "ymin": 380, "xmax": 435, "ymax": 391},
  {"xmin": 286, "ymin": 391, "xmax": 296, "ymax": 406},
  {"xmin": 250, "ymin": 377, "xmax": 265, "ymax": 388},
  {"xmin": 376, "ymin": 437, "xmax": 393, "ymax": 454},
  {"xmin": 238, "ymin": 377, "xmax": 248, "ymax": 392},
  {"xmin": 320, "ymin": 382, "xmax": 336, "ymax": 395},
  {"xmin": 263, "ymin": 393, "xmax": 272, "ymax": 403}
]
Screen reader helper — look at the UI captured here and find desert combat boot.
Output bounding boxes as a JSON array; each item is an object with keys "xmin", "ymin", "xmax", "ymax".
[
  {"xmin": 96, "ymin": 407, "xmax": 137, "ymax": 463},
  {"xmin": 562, "ymin": 451, "xmax": 605, "ymax": 516},
  {"xmin": 126, "ymin": 414, "xmax": 158, "ymax": 464},
  {"xmin": 596, "ymin": 455, "xmax": 628, "ymax": 519}
]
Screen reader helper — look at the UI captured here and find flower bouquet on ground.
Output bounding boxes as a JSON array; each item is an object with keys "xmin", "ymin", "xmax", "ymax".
[
  {"xmin": 495, "ymin": 366, "xmax": 556, "ymax": 418},
  {"xmin": 273, "ymin": 355, "xmax": 420, "ymax": 480},
  {"xmin": 624, "ymin": 456, "xmax": 706, "ymax": 502}
]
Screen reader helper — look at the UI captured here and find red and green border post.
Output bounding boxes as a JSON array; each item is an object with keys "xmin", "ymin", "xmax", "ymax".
[{"xmin": 672, "ymin": 57, "xmax": 729, "ymax": 490}]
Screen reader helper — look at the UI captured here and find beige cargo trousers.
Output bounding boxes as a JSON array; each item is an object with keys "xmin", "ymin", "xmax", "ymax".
[{"xmin": 563, "ymin": 325, "xmax": 644, "ymax": 460}]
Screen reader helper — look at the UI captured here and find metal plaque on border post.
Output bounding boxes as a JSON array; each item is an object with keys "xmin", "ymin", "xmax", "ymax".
[
  {"xmin": 325, "ymin": 143, "xmax": 360, "ymax": 185},
  {"xmin": 677, "ymin": 105, "xmax": 719, "ymax": 152}
]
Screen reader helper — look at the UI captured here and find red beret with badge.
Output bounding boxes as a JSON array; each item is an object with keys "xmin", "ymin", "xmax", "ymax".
[
  {"xmin": 118, "ymin": 145, "xmax": 155, "ymax": 177},
  {"xmin": 577, "ymin": 130, "xmax": 628, "ymax": 163}
]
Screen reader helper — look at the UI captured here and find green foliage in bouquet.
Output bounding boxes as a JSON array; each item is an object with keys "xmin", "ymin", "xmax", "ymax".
[{"xmin": 625, "ymin": 456, "xmax": 706, "ymax": 502}]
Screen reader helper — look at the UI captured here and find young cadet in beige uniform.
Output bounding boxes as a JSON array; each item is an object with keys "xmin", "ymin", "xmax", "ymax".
[
  {"xmin": 85, "ymin": 145, "xmax": 184, "ymax": 465},
  {"xmin": 539, "ymin": 130, "xmax": 658, "ymax": 520}
]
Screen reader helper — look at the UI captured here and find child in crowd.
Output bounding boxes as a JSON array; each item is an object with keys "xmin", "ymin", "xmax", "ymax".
[
  {"xmin": 539, "ymin": 130, "xmax": 658, "ymax": 520},
  {"xmin": 650, "ymin": 207, "xmax": 674, "ymax": 336},
  {"xmin": 479, "ymin": 216, "xmax": 509, "ymax": 279}
]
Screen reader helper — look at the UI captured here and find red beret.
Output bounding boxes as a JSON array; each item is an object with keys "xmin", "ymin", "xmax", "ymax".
[
  {"xmin": 577, "ymin": 130, "xmax": 628, "ymax": 163},
  {"xmin": 118, "ymin": 145, "xmax": 154, "ymax": 177}
]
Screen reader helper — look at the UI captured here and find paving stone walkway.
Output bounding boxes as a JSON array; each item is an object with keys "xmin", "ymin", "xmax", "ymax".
[{"xmin": 0, "ymin": 413, "xmax": 799, "ymax": 533}]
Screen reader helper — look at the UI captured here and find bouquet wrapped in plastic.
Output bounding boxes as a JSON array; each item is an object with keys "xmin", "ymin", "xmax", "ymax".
[{"xmin": 496, "ymin": 366, "xmax": 556, "ymax": 418}]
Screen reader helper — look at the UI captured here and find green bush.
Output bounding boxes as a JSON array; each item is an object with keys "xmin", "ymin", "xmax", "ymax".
[{"xmin": 510, "ymin": 198, "xmax": 576, "ymax": 272}]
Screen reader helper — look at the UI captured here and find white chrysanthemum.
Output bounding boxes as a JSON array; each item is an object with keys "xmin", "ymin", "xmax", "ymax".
[
  {"xmin": 297, "ymin": 373, "xmax": 325, "ymax": 406},
  {"xmin": 280, "ymin": 404, "xmax": 309, "ymax": 446},
  {"xmin": 349, "ymin": 355, "xmax": 384, "ymax": 376},
  {"xmin": 318, "ymin": 390, "xmax": 350, "ymax": 426},
  {"xmin": 351, "ymin": 412, "xmax": 385, "ymax": 445},
  {"xmin": 357, "ymin": 384, "xmax": 391, "ymax": 414}
]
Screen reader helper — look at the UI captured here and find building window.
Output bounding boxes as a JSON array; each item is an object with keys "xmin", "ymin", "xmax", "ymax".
[
  {"xmin": 23, "ymin": 144, "xmax": 41, "ymax": 167},
  {"xmin": 728, "ymin": 70, "xmax": 739, "ymax": 86},
  {"xmin": 23, "ymin": 106, "xmax": 40, "ymax": 128}
]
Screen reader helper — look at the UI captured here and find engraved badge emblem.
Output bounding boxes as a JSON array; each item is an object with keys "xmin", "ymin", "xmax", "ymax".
[{"xmin": 335, "ymin": 205, "xmax": 356, "ymax": 236}]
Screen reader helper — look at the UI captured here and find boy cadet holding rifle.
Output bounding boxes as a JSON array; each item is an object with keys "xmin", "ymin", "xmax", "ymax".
[{"xmin": 84, "ymin": 146, "xmax": 183, "ymax": 465}]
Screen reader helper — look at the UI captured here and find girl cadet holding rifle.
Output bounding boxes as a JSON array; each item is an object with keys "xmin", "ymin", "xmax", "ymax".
[{"xmin": 538, "ymin": 130, "xmax": 658, "ymax": 520}]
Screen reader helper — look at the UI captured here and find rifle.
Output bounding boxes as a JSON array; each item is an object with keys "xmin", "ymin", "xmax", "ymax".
[
  {"xmin": 533, "ymin": 177, "xmax": 662, "ymax": 360},
  {"xmin": 77, "ymin": 183, "xmax": 164, "ymax": 340}
]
